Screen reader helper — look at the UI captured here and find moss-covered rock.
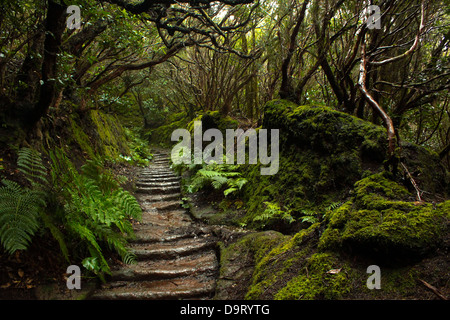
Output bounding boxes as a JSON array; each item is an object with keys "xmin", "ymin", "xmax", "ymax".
[
  {"xmin": 242, "ymin": 100, "xmax": 388, "ymax": 230},
  {"xmin": 245, "ymin": 223, "xmax": 320, "ymax": 299},
  {"xmin": 69, "ymin": 116, "xmax": 95, "ymax": 158},
  {"xmin": 319, "ymin": 172, "xmax": 449, "ymax": 257},
  {"xmin": 198, "ymin": 110, "xmax": 239, "ymax": 132},
  {"xmin": 89, "ymin": 110, "xmax": 130, "ymax": 159},
  {"xmin": 274, "ymin": 252, "xmax": 352, "ymax": 300},
  {"xmin": 263, "ymin": 99, "xmax": 387, "ymax": 162},
  {"xmin": 215, "ymin": 230, "xmax": 286, "ymax": 300},
  {"xmin": 67, "ymin": 110, "xmax": 131, "ymax": 161},
  {"xmin": 149, "ymin": 110, "xmax": 238, "ymax": 147},
  {"xmin": 399, "ymin": 142, "xmax": 450, "ymax": 197},
  {"xmin": 242, "ymin": 99, "xmax": 449, "ymax": 232},
  {"xmin": 148, "ymin": 112, "xmax": 189, "ymax": 146}
]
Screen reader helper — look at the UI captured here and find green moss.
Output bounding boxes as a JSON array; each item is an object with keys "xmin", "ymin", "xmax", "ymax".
[
  {"xmin": 241, "ymin": 100, "xmax": 389, "ymax": 230},
  {"xmin": 69, "ymin": 117, "xmax": 95, "ymax": 158},
  {"xmin": 437, "ymin": 200, "xmax": 450, "ymax": 219},
  {"xmin": 245, "ymin": 224, "xmax": 320, "ymax": 299},
  {"xmin": 400, "ymin": 142, "xmax": 450, "ymax": 196},
  {"xmin": 216, "ymin": 231, "xmax": 286, "ymax": 299},
  {"xmin": 263, "ymin": 100, "xmax": 387, "ymax": 161},
  {"xmin": 89, "ymin": 110, "xmax": 130, "ymax": 159},
  {"xmin": 274, "ymin": 253, "xmax": 352, "ymax": 300},
  {"xmin": 149, "ymin": 112, "xmax": 189, "ymax": 146},
  {"xmin": 206, "ymin": 110, "xmax": 239, "ymax": 131},
  {"xmin": 319, "ymin": 172, "xmax": 448, "ymax": 256}
]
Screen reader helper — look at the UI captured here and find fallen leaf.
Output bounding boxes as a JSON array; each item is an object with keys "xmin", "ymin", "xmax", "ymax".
[{"xmin": 326, "ymin": 268, "xmax": 342, "ymax": 274}]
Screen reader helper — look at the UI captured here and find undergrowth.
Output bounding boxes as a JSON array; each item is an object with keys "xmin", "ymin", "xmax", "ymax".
[
  {"xmin": 0, "ymin": 147, "xmax": 142, "ymax": 282},
  {"xmin": 173, "ymin": 159, "xmax": 247, "ymax": 198}
]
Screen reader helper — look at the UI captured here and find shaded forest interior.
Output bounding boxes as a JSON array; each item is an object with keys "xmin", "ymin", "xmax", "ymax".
[{"xmin": 0, "ymin": 0, "xmax": 449, "ymax": 300}]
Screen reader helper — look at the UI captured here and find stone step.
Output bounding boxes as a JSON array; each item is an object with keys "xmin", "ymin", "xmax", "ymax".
[
  {"xmin": 136, "ymin": 193, "xmax": 181, "ymax": 203},
  {"xmin": 91, "ymin": 277, "xmax": 216, "ymax": 300},
  {"xmin": 91, "ymin": 150, "xmax": 218, "ymax": 301},
  {"xmin": 110, "ymin": 251, "xmax": 218, "ymax": 281},
  {"xmin": 129, "ymin": 231, "xmax": 194, "ymax": 244},
  {"xmin": 141, "ymin": 200, "xmax": 182, "ymax": 212},
  {"xmin": 130, "ymin": 237, "xmax": 216, "ymax": 259},
  {"xmin": 137, "ymin": 209, "xmax": 192, "ymax": 226},
  {"xmin": 147, "ymin": 167, "xmax": 171, "ymax": 171},
  {"xmin": 141, "ymin": 168, "xmax": 173, "ymax": 173},
  {"xmin": 137, "ymin": 176, "xmax": 180, "ymax": 183},
  {"xmin": 136, "ymin": 181, "xmax": 180, "ymax": 188},
  {"xmin": 138, "ymin": 175, "xmax": 179, "ymax": 182},
  {"xmin": 139, "ymin": 171, "xmax": 177, "ymax": 177},
  {"xmin": 136, "ymin": 185, "xmax": 180, "ymax": 194},
  {"xmin": 150, "ymin": 158, "xmax": 170, "ymax": 166}
]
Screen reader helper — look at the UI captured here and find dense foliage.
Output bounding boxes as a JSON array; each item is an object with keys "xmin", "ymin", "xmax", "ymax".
[{"xmin": 0, "ymin": 0, "xmax": 448, "ymax": 298}]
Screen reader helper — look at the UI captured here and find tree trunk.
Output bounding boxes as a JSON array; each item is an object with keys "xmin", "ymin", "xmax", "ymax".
[{"xmin": 28, "ymin": 0, "xmax": 67, "ymax": 128}]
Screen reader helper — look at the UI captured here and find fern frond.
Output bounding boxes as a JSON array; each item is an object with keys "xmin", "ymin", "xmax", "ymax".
[
  {"xmin": 112, "ymin": 189, "xmax": 142, "ymax": 221},
  {"xmin": 0, "ymin": 179, "xmax": 43, "ymax": 254},
  {"xmin": 81, "ymin": 158, "xmax": 119, "ymax": 193},
  {"xmin": 123, "ymin": 251, "xmax": 137, "ymax": 265},
  {"xmin": 211, "ymin": 175, "xmax": 229, "ymax": 189},
  {"xmin": 198, "ymin": 169, "xmax": 222, "ymax": 178},
  {"xmin": 17, "ymin": 147, "xmax": 48, "ymax": 187},
  {"xmin": 223, "ymin": 187, "xmax": 238, "ymax": 196}
]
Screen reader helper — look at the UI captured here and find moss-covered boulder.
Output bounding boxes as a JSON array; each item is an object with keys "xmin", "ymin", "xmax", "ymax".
[
  {"xmin": 319, "ymin": 172, "xmax": 449, "ymax": 258},
  {"xmin": 215, "ymin": 230, "xmax": 286, "ymax": 300},
  {"xmin": 197, "ymin": 110, "xmax": 239, "ymax": 132},
  {"xmin": 274, "ymin": 252, "xmax": 352, "ymax": 300},
  {"xmin": 245, "ymin": 223, "xmax": 321, "ymax": 299},
  {"xmin": 148, "ymin": 112, "xmax": 189, "ymax": 146},
  {"xmin": 149, "ymin": 110, "xmax": 239, "ymax": 147},
  {"xmin": 217, "ymin": 223, "xmax": 354, "ymax": 300},
  {"xmin": 263, "ymin": 100, "xmax": 387, "ymax": 162},
  {"xmin": 242, "ymin": 99, "xmax": 449, "ymax": 231},
  {"xmin": 242, "ymin": 100, "xmax": 388, "ymax": 229},
  {"xmin": 68, "ymin": 110, "xmax": 130, "ymax": 160},
  {"xmin": 399, "ymin": 142, "xmax": 450, "ymax": 197}
]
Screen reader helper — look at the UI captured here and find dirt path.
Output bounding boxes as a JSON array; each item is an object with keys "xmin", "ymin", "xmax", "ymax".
[{"xmin": 91, "ymin": 151, "xmax": 219, "ymax": 299}]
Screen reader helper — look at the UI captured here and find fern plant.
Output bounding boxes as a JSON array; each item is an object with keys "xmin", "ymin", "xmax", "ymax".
[
  {"xmin": 186, "ymin": 162, "xmax": 247, "ymax": 196},
  {"xmin": 17, "ymin": 147, "xmax": 48, "ymax": 188},
  {"xmin": 300, "ymin": 209, "xmax": 319, "ymax": 224},
  {"xmin": 0, "ymin": 179, "xmax": 44, "ymax": 254},
  {"xmin": 50, "ymin": 149, "xmax": 142, "ymax": 277},
  {"xmin": 0, "ymin": 147, "xmax": 47, "ymax": 255},
  {"xmin": 253, "ymin": 201, "xmax": 295, "ymax": 228}
]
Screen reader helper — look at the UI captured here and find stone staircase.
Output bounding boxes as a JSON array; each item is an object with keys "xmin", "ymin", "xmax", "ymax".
[{"xmin": 91, "ymin": 151, "xmax": 219, "ymax": 300}]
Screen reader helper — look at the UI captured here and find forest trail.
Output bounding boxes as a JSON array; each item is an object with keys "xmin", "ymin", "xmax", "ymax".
[{"xmin": 91, "ymin": 151, "xmax": 219, "ymax": 299}]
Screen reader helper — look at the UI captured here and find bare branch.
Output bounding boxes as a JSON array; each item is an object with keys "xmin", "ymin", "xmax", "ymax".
[
  {"xmin": 358, "ymin": 42, "xmax": 397, "ymax": 155},
  {"xmin": 370, "ymin": 0, "xmax": 426, "ymax": 66}
]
